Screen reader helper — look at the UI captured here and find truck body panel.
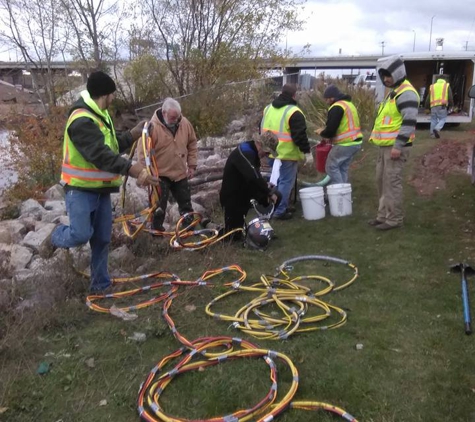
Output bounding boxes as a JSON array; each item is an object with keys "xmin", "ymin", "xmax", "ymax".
[{"xmin": 375, "ymin": 52, "xmax": 475, "ymax": 123}]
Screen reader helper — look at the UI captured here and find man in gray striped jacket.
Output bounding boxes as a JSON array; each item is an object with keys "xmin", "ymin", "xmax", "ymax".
[{"xmin": 368, "ymin": 56, "xmax": 420, "ymax": 230}]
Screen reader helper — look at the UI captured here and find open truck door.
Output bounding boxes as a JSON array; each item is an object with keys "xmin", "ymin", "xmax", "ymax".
[{"xmin": 468, "ymin": 85, "xmax": 475, "ymax": 183}]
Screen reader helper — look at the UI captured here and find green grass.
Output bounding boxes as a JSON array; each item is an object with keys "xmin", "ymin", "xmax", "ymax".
[{"xmin": 2, "ymin": 126, "xmax": 475, "ymax": 421}]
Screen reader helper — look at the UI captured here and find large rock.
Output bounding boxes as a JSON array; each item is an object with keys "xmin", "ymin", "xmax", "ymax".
[
  {"xmin": 42, "ymin": 211, "xmax": 67, "ymax": 224},
  {"xmin": 204, "ymin": 154, "xmax": 223, "ymax": 167},
  {"xmin": 109, "ymin": 245, "xmax": 134, "ymax": 265},
  {"xmin": 0, "ymin": 244, "xmax": 31, "ymax": 274},
  {"xmin": 44, "ymin": 184, "xmax": 65, "ymax": 200},
  {"xmin": 11, "ymin": 244, "xmax": 34, "ymax": 270},
  {"xmin": 44, "ymin": 200, "xmax": 66, "ymax": 213},
  {"xmin": 0, "ymin": 219, "xmax": 27, "ymax": 244},
  {"xmin": 191, "ymin": 191, "xmax": 220, "ymax": 209},
  {"xmin": 20, "ymin": 223, "xmax": 56, "ymax": 257},
  {"xmin": 20, "ymin": 198, "xmax": 45, "ymax": 220},
  {"xmin": 111, "ymin": 178, "xmax": 149, "ymax": 215}
]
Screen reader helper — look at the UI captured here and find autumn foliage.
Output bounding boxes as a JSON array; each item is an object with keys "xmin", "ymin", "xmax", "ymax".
[{"xmin": 2, "ymin": 107, "xmax": 66, "ymax": 201}]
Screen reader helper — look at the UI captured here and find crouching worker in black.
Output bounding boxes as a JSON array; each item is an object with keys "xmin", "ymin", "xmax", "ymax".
[{"xmin": 219, "ymin": 131, "xmax": 282, "ymax": 240}]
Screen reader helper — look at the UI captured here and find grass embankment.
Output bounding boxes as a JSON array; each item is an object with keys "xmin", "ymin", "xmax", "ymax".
[{"xmin": 1, "ymin": 125, "xmax": 475, "ymax": 422}]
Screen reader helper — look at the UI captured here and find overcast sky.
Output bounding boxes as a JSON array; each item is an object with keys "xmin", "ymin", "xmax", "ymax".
[
  {"xmin": 0, "ymin": 0, "xmax": 474, "ymax": 62},
  {"xmin": 286, "ymin": 0, "xmax": 475, "ymax": 57}
]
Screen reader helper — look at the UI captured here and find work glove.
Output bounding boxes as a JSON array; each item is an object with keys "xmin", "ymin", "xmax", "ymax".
[
  {"xmin": 128, "ymin": 163, "xmax": 160, "ymax": 187},
  {"xmin": 129, "ymin": 120, "xmax": 148, "ymax": 140},
  {"xmin": 305, "ymin": 153, "xmax": 312, "ymax": 165},
  {"xmin": 298, "ymin": 153, "xmax": 312, "ymax": 172}
]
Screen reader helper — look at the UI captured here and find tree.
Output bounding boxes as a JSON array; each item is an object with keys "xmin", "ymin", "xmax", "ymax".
[
  {"xmin": 0, "ymin": 0, "xmax": 62, "ymax": 108},
  {"xmin": 59, "ymin": 0, "xmax": 120, "ymax": 71},
  {"xmin": 139, "ymin": 0, "xmax": 305, "ymax": 97}
]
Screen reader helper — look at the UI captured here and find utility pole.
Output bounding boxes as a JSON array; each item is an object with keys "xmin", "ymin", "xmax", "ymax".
[
  {"xmin": 429, "ymin": 15, "xmax": 436, "ymax": 51},
  {"xmin": 380, "ymin": 41, "xmax": 385, "ymax": 56},
  {"xmin": 465, "ymin": 41, "xmax": 469, "ymax": 51},
  {"xmin": 412, "ymin": 30, "xmax": 416, "ymax": 52}
]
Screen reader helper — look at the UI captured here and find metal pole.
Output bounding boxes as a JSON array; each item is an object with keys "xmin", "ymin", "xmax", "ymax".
[
  {"xmin": 412, "ymin": 30, "xmax": 416, "ymax": 52},
  {"xmin": 429, "ymin": 15, "xmax": 436, "ymax": 51}
]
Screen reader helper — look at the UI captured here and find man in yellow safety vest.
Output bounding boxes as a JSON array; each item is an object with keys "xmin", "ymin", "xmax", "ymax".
[
  {"xmin": 315, "ymin": 85, "xmax": 362, "ymax": 185},
  {"xmin": 51, "ymin": 71, "xmax": 160, "ymax": 292},
  {"xmin": 368, "ymin": 56, "xmax": 420, "ymax": 231},
  {"xmin": 261, "ymin": 84, "xmax": 310, "ymax": 220},
  {"xmin": 425, "ymin": 76, "xmax": 453, "ymax": 138}
]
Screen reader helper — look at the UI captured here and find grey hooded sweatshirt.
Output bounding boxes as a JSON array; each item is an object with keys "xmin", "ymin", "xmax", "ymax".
[{"xmin": 376, "ymin": 56, "xmax": 420, "ymax": 150}]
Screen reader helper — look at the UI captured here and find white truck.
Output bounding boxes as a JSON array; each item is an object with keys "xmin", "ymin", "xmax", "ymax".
[{"xmin": 375, "ymin": 51, "xmax": 475, "ymax": 124}]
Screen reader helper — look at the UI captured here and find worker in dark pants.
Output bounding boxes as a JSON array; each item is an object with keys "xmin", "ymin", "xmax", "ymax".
[
  {"xmin": 220, "ymin": 131, "xmax": 281, "ymax": 240},
  {"xmin": 137, "ymin": 97, "xmax": 197, "ymax": 231}
]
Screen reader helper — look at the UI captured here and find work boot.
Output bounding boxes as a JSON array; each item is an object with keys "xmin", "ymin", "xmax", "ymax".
[
  {"xmin": 286, "ymin": 205, "xmax": 297, "ymax": 213},
  {"xmin": 433, "ymin": 129, "xmax": 440, "ymax": 139},
  {"xmin": 180, "ymin": 214, "xmax": 195, "ymax": 230},
  {"xmin": 367, "ymin": 219, "xmax": 385, "ymax": 226},
  {"xmin": 375, "ymin": 222, "xmax": 402, "ymax": 231},
  {"xmin": 273, "ymin": 212, "xmax": 293, "ymax": 221},
  {"xmin": 152, "ymin": 208, "xmax": 165, "ymax": 231}
]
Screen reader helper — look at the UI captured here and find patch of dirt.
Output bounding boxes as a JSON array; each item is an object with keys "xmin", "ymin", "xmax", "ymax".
[{"xmin": 408, "ymin": 137, "xmax": 474, "ymax": 196}]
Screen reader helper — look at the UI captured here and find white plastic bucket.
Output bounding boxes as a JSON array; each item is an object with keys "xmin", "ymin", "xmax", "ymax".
[
  {"xmin": 327, "ymin": 183, "xmax": 352, "ymax": 217},
  {"xmin": 299, "ymin": 187, "xmax": 325, "ymax": 220}
]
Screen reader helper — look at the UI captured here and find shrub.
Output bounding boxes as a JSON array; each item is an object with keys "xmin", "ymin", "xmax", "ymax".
[
  {"xmin": 1, "ymin": 106, "xmax": 66, "ymax": 201},
  {"xmin": 180, "ymin": 81, "xmax": 274, "ymax": 138}
]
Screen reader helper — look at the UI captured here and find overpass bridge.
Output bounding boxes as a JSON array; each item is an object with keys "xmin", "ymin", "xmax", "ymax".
[{"xmin": 0, "ymin": 55, "xmax": 383, "ymax": 89}]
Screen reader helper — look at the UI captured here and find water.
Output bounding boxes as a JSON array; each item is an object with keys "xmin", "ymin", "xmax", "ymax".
[{"xmin": 0, "ymin": 129, "xmax": 18, "ymax": 194}]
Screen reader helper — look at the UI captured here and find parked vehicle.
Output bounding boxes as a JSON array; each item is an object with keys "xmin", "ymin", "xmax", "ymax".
[
  {"xmin": 466, "ymin": 85, "xmax": 475, "ymax": 184},
  {"xmin": 375, "ymin": 52, "xmax": 475, "ymax": 124},
  {"xmin": 353, "ymin": 73, "xmax": 377, "ymax": 89}
]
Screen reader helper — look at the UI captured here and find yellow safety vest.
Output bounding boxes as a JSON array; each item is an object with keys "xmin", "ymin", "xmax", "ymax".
[
  {"xmin": 430, "ymin": 79, "xmax": 449, "ymax": 107},
  {"xmin": 329, "ymin": 100, "xmax": 363, "ymax": 146},
  {"xmin": 61, "ymin": 91, "xmax": 122, "ymax": 188},
  {"xmin": 261, "ymin": 104, "xmax": 304, "ymax": 161},
  {"xmin": 369, "ymin": 80, "xmax": 419, "ymax": 147}
]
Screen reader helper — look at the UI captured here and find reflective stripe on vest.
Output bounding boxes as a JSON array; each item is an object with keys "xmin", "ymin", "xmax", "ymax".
[
  {"xmin": 329, "ymin": 100, "xmax": 363, "ymax": 144},
  {"xmin": 261, "ymin": 104, "xmax": 304, "ymax": 161},
  {"xmin": 430, "ymin": 80, "xmax": 449, "ymax": 107},
  {"xmin": 369, "ymin": 80, "xmax": 420, "ymax": 147},
  {"xmin": 61, "ymin": 107, "xmax": 122, "ymax": 188}
]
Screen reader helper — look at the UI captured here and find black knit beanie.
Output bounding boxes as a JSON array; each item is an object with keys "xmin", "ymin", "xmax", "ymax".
[
  {"xmin": 87, "ymin": 71, "xmax": 116, "ymax": 98},
  {"xmin": 323, "ymin": 85, "xmax": 344, "ymax": 100}
]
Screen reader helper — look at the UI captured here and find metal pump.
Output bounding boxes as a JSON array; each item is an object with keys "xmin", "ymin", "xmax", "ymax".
[{"xmin": 244, "ymin": 199, "xmax": 275, "ymax": 251}]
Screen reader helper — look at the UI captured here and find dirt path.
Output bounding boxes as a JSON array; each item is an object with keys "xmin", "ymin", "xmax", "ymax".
[{"xmin": 408, "ymin": 135, "xmax": 475, "ymax": 196}]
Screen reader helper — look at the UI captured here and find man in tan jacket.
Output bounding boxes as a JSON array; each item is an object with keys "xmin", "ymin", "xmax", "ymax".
[{"xmin": 138, "ymin": 97, "xmax": 198, "ymax": 230}]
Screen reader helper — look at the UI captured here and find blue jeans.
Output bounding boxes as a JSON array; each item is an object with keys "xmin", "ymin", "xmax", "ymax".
[
  {"xmin": 274, "ymin": 160, "xmax": 298, "ymax": 216},
  {"xmin": 52, "ymin": 190, "xmax": 112, "ymax": 292},
  {"xmin": 325, "ymin": 144, "xmax": 361, "ymax": 185},
  {"xmin": 430, "ymin": 106, "xmax": 448, "ymax": 133}
]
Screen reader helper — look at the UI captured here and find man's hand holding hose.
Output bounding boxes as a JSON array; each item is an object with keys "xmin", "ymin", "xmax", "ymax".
[{"xmin": 128, "ymin": 163, "xmax": 160, "ymax": 187}]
